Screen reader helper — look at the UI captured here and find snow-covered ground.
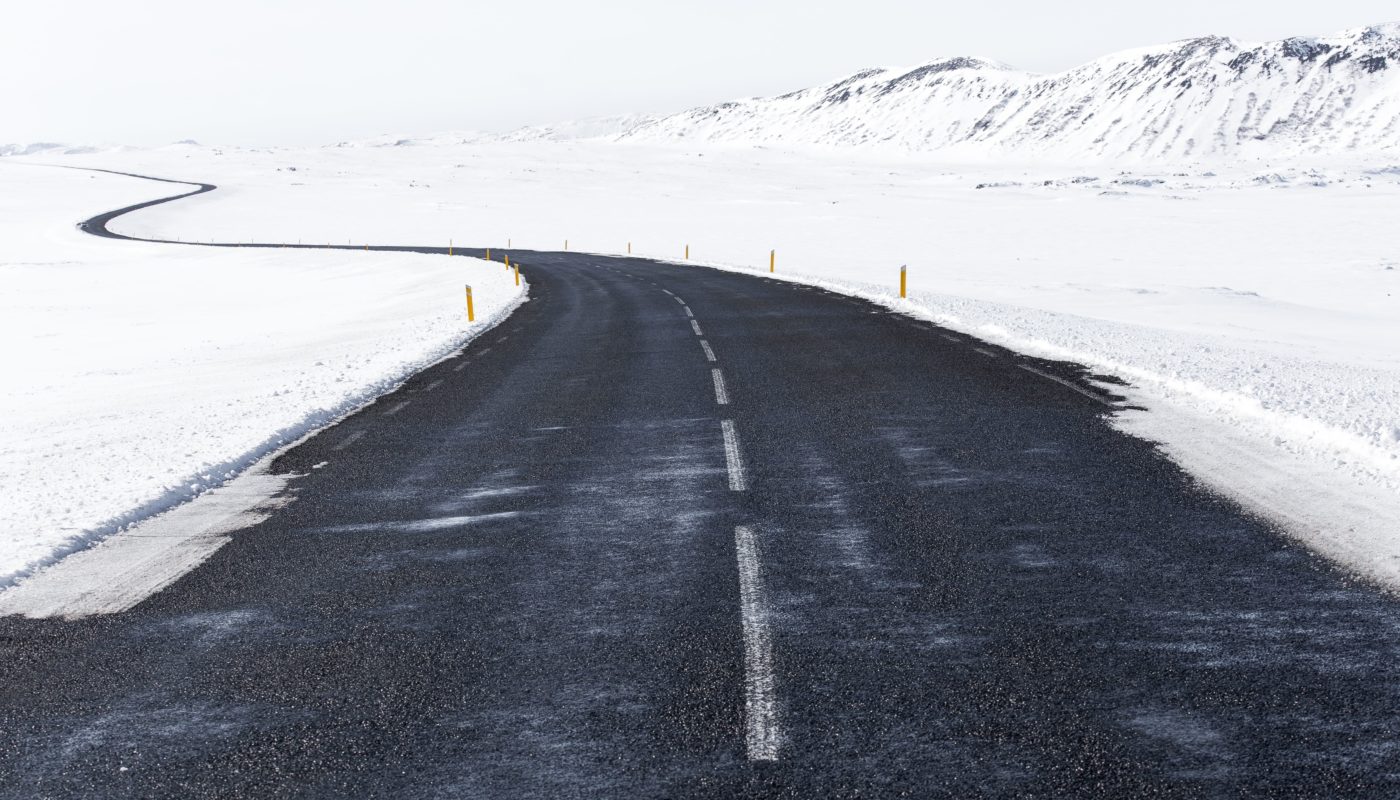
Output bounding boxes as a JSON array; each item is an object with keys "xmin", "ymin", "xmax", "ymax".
[
  {"xmin": 0, "ymin": 162, "xmax": 523, "ymax": 586},
  {"xmin": 6, "ymin": 136, "xmax": 1400, "ymax": 587}
]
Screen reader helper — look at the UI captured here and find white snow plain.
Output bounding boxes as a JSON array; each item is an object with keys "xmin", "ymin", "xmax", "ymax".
[
  {"xmin": 5, "ymin": 138, "xmax": 1400, "ymax": 590},
  {"xmin": 0, "ymin": 161, "xmax": 523, "ymax": 586}
]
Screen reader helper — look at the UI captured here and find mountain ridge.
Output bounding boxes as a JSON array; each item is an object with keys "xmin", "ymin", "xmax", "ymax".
[{"xmin": 611, "ymin": 22, "xmax": 1400, "ymax": 159}]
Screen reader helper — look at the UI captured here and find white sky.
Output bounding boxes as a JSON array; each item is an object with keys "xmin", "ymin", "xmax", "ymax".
[{"xmin": 3, "ymin": 0, "xmax": 1396, "ymax": 146}]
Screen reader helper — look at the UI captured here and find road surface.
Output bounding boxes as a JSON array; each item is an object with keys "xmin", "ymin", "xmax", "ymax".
[{"xmin": 2, "ymin": 174, "xmax": 1399, "ymax": 797}]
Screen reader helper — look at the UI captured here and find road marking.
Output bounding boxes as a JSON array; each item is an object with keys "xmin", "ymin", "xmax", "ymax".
[
  {"xmin": 1017, "ymin": 364, "xmax": 1113, "ymax": 406},
  {"xmin": 663, "ymin": 289, "xmax": 675, "ymax": 296},
  {"xmin": 424, "ymin": 379, "xmax": 444, "ymax": 392},
  {"xmin": 734, "ymin": 524, "xmax": 780, "ymax": 761},
  {"xmin": 478, "ymin": 347, "xmax": 492, "ymax": 355},
  {"xmin": 384, "ymin": 400, "xmax": 411, "ymax": 416},
  {"xmin": 332, "ymin": 431, "xmax": 366, "ymax": 451},
  {"xmin": 454, "ymin": 362, "xmax": 468, "ymax": 372},
  {"xmin": 684, "ymin": 306, "xmax": 695, "ymax": 318},
  {"xmin": 721, "ymin": 420, "xmax": 747, "ymax": 491},
  {"xmin": 691, "ymin": 320, "xmax": 703, "ymax": 336},
  {"xmin": 674, "ymin": 296, "xmax": 686, "ymax": 305},
  {"xmin": 973, "ymin": 347, "xmax": 998, "ymax": 358},
  {"xmin": 940, "ymin": 334, "xmax": 960, "ymax": 342},
  {"xmin": 700, "ymin": 339, "xmax": 717, "ymax": 362},
  {"xmin": 712, "ymin": 368, "xmax": 730, "ymax": 405},
  {"xmin": 497, "ymin": 336, "xmax": 509, "ymax": 344}
]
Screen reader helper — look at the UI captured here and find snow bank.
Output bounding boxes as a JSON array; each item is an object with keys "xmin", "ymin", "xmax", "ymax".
[
  {"xmin": 0, "ymin": 163, "xmax": 524, "ymax": 586},
  {"xmin": 12, "ymin": 139, "xmax": 1400, "ymax": 587}
]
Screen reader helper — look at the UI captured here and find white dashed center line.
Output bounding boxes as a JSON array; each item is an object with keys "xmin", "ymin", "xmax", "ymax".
[
  {"xmin": 699, "ymin": 339, "xmax": 717, "ymax": 363},
  {"xmin": 684, "ymin": 306, "xmax": 695, "ymax": 318},
  {"xmin": 721, "ymin": 420, "xmax": 747, "ymax": 491},
  {"xmin": 973, "ymin": 347, "xmax": 998, "ymax": 358},
  {"xmin": 734, "ymin": 524, "xmax": 780, "ymax": 761},
  {"xmin": 711, "ymin": 368, "xmax": 730, "ymax": 405},
  {"xmin": 424, "ymin": 379, "xmax": 444, "ymax": 392},
  {"xmin": 1017, "ymin": 364, "xmax": 1112, "ymax": 406},
  {"xmin": 383, "ymin": 400, "xmax": 411, "ymax": 416},
  {"xmin": 691, "ymin": 320, "xmax": 704, "ymax": 336},
  {"xmin": 332, "ymin": 431, "xmax": 366, "ymax": 451}
]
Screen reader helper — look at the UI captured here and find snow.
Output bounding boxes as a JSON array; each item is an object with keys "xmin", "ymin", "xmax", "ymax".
[
  {"xmin": 0, "ymin": 162, "xmax": 524, "ymax": 587},
  {"xmin": 13, "ymin": 138, "xmax": 1398, "ymax": 586}
]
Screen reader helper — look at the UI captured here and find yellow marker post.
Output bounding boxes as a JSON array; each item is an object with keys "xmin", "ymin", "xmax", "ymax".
[
  {"xmin": 465, "ymin": 285, "xmax": 475, "ymax": 321},
  {"xmin": 449, "ymin": 239, "xmax": 453, "ymax": 256},
  {"xmin": 770, "ymin": 249, "xmax": 775, "ymax": 273},
  {"xmin": 900, "ymin": 265, "xmax": 907, "ymax": 298},
  {"xmin": 514, "ymin": 264, "xmax": 520, "ymax": 286},
  {"xmin": 508, "ymin": 238, "xmax": 512, "ymax": 248},
  {"xmin": 685, "ymin": 244, "xmax": 690, "ymax": 260},
  {"xmin": 486, "ymin": 248, "xmax": 491, "ymax": 261},
  {"xmin": 627, "ymin": 242, "xmax": 632, "ymax": 254},
  {"xmin": 565, "ymin": 239, "xmax": 569, "ymax": 251},
  {"xmin": 505, "ymin": 254, "xmax": 510, "ymax": 269}
]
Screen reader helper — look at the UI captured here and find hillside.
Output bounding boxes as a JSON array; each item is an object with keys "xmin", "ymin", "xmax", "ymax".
[{"xmin": 616, "ymin": 24, "xmax": 1400, "ymax": 159}]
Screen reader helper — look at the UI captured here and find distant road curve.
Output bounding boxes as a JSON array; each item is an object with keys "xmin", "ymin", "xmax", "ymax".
[{"xmin": 74, "ymin": 168, "xmax": 215, "ymax": 240}]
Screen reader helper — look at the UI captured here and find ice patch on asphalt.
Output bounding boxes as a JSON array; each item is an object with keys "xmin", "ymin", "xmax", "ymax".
[{"xmin": 313, "ymin": 511, "xmax": 524, "ymax": 534}]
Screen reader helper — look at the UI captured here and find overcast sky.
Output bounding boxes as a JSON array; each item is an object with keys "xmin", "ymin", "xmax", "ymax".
[{"xmin": 3, "ymin": 1, "xmax": 1396, "ymax": 146}]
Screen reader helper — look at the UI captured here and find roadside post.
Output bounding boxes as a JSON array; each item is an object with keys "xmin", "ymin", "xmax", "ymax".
[
  {"xmin": 900, "ymin": 265, "xmax": 907, "ymax": 298},
  {"xmin": 465, "ymin": 285, "xmax": 475, "ymax": 321}
]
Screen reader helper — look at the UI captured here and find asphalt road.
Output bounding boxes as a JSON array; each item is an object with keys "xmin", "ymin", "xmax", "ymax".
[{"xmin": 2, "ymin": 175, "xmax": 1399, "ymax": 797}]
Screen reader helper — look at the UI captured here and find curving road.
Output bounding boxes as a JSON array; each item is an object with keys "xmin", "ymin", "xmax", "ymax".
[{"xmin": 2, "ymin": 173, "xmax": 1399, "ymax": 797}]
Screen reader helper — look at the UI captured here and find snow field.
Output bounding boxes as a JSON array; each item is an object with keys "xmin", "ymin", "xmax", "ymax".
[{"xmin": 0, "ymin": 163, "xmax": 524, "ymax": 586}]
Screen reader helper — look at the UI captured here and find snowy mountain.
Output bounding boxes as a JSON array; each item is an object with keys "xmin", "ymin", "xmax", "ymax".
[
  {"xmin": 1, "ymin": 142, "xmax": 147, "ymax": 158},
  {"xmin": 336, "ymin": 115, "xmax": 653, "ymax": 149},
  {"xmin": 0, "ymin": 143, "xmax": 92, "ymax": 157},
  {"xmin": 495, "ymin": 114, "xmax": 656, "ymax": 143},
  {"xmin": 617, "ymin": 24, "xmax": 1400, "ymax": 160}
]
